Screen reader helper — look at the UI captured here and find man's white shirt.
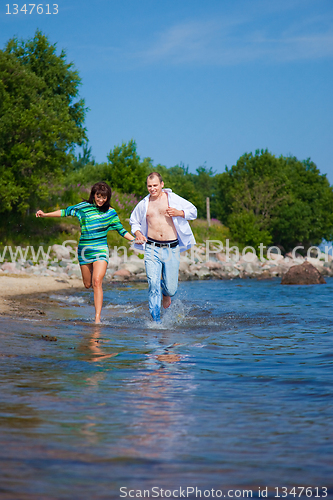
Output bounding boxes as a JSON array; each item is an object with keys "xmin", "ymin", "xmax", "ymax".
[{"xmin": 129, "ymin": 189, "xmax": 197, "ymax": 251}]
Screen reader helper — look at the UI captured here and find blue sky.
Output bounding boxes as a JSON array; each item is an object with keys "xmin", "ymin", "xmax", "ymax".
[{"xmin": 1, "ymin": 0, "xmax": 333, "ymax": 180}]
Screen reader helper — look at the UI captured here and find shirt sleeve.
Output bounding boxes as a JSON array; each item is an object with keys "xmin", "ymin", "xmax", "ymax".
[
  {"xmin": 170, "ymin": 194, "xmax": 197, "ymax": 220},
  {"xmin": 182, "ymin": 200, "xmax": 197, "ymax": 221},
  {"xmin": 61, "ymin": 204, "xmax": 81, "ymax": 218},
  {"xmin": 108, "ymin": 211, "xmax": 128, "ymax": 237},
  {"xmin": 129, "ymin": 200, "xmax": 145, "ymax": 234}
]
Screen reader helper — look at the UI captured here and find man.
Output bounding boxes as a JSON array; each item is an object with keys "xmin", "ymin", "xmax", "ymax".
[{"xmin": 130, "ymin": 172, "xmax": 197, "ymax": 322}]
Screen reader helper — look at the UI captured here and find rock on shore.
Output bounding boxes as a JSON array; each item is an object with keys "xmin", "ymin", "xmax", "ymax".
[
  {"xmin": 1, "ymin": 243, "xmax": 331, "ymax": 283},
  {"xmin": 281, "ymin": 261, "xmax": 326, "ymax": 285}
]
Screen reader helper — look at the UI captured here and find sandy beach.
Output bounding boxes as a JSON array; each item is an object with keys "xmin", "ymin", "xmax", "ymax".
[{"xmin": 0, "ymin": 275, "xmax": 83, "ymax": 317}]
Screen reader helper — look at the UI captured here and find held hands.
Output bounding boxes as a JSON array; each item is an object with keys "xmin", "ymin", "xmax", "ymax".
[
  {"xmin": 133, "ymin": 231, "xmax": 147, "ymax": 245},
  {"xmin": 166, "ymin": 207, "xmax": 184, "ymax": 218}
]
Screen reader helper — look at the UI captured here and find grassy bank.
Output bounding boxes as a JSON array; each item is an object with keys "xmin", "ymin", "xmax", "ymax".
[
  {"xmin": 0, "ymin": 216, "xmax": 230, "ymax": 250},
  {"xmin": 0, "ymin": 188, "xmax": 232, "ymax": 258}
]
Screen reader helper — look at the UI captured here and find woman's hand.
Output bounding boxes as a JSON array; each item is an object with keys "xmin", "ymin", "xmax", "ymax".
[{"xmin": 36, "ymin": 209, "xmax": 62, "ymax": 218}]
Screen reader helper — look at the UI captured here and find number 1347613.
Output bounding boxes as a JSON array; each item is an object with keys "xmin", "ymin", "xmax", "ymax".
[{"xmin": 6, "ymin": 4, "xmax": 58, "ymax": 14}]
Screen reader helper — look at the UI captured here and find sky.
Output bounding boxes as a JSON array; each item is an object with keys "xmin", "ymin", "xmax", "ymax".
[{"xmin": 1, "ymin": 0, "xmax": 333, "ymax": 180}]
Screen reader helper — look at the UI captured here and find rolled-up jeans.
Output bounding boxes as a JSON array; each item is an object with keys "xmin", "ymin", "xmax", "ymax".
[{"xmin": 144, "ymin": 243, "xmax": 180, "ymax": 322}]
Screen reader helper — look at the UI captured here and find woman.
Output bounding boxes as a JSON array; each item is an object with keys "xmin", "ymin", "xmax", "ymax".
[{"xmin": 36, "ymin": 182, "xmax": 138, "ymax": 323}]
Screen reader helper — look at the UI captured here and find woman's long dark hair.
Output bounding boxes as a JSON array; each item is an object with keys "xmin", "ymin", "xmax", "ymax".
[{"xmin": 85, "ymin": 182, "xmax": 112, "ymax": 212}]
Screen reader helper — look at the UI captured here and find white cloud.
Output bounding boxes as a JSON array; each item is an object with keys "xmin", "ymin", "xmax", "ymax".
[
  {"xmin": 73, "ymin": 2, "xmax": 333, "ymax": 71},
  {"xmin": 133, "ymin": 11, "xmax": 333, "ymax": 67},
  {"xmin": 138, "ymin": 20, "xmax": 220, "ymax": 64}
]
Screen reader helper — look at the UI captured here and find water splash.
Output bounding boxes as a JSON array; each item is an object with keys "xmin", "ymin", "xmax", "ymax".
[
  {"xmin": 50, "ymin": 294, "xmax": 86, "ymax": 305},
  {"xmin": 145, "ymin": 298, "xmax": 191, "ymax": 329}
]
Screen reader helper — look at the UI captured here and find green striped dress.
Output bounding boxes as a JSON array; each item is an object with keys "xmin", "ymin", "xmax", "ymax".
[{"xmin": 61, "ymin": 202, "xmax": 128, "ymax": 265}]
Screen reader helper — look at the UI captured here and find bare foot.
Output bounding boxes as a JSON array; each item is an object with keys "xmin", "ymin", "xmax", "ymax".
[
  {"xmin": 162, "ymin": 295, "xmax": 171, "ymax": 309},
  {"xmin": 95, "ymin": 315, "xmax": 101, "ymax": 324}
]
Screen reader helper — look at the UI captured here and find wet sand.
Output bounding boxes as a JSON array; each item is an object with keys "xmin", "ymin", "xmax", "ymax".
[{"xmin": 0, "ymin": 275, "xmax": 83, "ymax": 317}]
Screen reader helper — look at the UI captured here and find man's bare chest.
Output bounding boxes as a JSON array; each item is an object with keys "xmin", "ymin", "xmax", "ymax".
[{"xmin": 147, "ymin": 197, "xmax": 169, "ymax": 219}]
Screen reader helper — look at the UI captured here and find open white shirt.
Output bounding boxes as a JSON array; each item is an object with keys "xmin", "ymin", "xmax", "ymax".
[{"xmin": 129, "ymin": 189, "xmax": 197, "ymax": 251}]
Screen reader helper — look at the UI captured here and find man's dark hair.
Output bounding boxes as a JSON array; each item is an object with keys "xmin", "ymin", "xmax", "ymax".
[
  {"xmin": 86, "ymin": 182, "xmax": 112, "ymax": 212},
  {"xmin": 147, "ymin": 172, "xmax": 163, "ymax": 183}
]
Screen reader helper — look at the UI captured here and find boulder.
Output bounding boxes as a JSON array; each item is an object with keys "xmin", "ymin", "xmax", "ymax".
[
  {"xmin": 240, "ymin": 262, "xmax": 260, "ymax": 274},
  {"xmin": 122, "ymin": 261, "xmax": 145, "ymax": 274},
  {"xmin": 305, "ymin": 257, "xmax": 325, "ymax": 272},
  {"xmin": 270, "ymin": 264, "xmax": 288, "ymax": 277},
  {"xmin": 239, "ymin": 252, "xmax": 259, "ymax": 263},
  {"xmin": 113, "ymin": 268, "xmax": 131, "ymax": 278},
  {"xmin": 227, "ymin": 268, "xmax": 240, "ymax": 278},
  {"xmin": 51, "ymin": 244, "xmax": 73, "ymax": 261},
  {"xmin": 128, "ymin": 254, "xmax": 144, "ymax": 263},
  {"xmin": 1, "ymin": 262, "xmax": 22, "ymax": 274},
  {"xmin": 268, "ymin": 253, "xmax": 284, "ymax": 261},
  {"xmin": 257, "ymin": 270, "xmax": 273, "ymax": 280},
  {"xmin": 216, "ymin": 252, "xmax": 226, "ymax": 262},
  {"xmin": 285, "ymin": 251, "xmax": 304, "ymax": 260},
  {"xmin": 228, "ymin": 253, "xmax": 240, "ymax": 263},
  {"xmin": 281, "ymin": 261, "xmax": 326, "ymax": 285},
  {"xmin": 179, "ymin": 261, "xmax": 190, "ymax": 273},
  {"xmin": 203, "ymin": 261, "xmax": 222, "ymax": 270},
  {"xmin": 193, "ymin": 268, "xmax": 211, "ymax": 278}
]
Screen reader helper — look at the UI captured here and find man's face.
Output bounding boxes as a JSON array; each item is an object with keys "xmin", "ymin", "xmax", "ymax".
[{"xmin": 147, "ymin": 176, "xmax": 164, "ymax": 197}]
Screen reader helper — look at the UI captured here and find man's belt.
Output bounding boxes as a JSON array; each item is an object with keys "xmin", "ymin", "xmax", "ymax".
[{"xmin": 146, "ymin": 238, "xmax": 179, "ymax": 248}]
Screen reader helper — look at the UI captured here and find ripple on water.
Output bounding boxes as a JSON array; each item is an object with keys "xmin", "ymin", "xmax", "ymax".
[{"xmin": 0, "ymin": 279, "xmax": 332, "ymax": 498}]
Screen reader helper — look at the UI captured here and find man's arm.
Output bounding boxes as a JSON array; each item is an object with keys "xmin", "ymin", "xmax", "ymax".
[{"xmin": 166, "ymin": 194, "xmax": 197, "ymax": 220}]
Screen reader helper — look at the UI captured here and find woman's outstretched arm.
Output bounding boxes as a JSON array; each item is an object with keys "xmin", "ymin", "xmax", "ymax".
[
  {"xmin": 123, "ymin": 232, "xmax": 135, "ymax": 243},
  {"xmin": 36, "ymin": 210, "xmax": 62, "ymax": 218}
]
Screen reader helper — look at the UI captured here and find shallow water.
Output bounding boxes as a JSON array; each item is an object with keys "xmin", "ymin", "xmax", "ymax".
[{"xmin": 0, "ymin": 279, "xmax": 332, "ymax": 499}]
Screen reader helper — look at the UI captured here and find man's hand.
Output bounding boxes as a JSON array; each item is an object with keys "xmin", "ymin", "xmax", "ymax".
[
  {"xmin": 134, "ymin": 231, "xmax": 147, "ymax": 244},
  {"xmin": 166, "ymin": 207, "xmax": 185, "ymax": 218}
]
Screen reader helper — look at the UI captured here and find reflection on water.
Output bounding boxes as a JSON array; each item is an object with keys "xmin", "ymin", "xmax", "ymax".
[
  {"xmin": 0, "ymin": 279, "xmax": 333, "ymax": 499},
  {"xmin": 78, "ymin": 324, "xmax": 119, "ymax": 363}
]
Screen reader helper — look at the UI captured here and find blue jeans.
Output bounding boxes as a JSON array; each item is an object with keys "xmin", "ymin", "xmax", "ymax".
[{"xmin": 144, "ymin": 244, "xmax": 180, "ymax": 322}]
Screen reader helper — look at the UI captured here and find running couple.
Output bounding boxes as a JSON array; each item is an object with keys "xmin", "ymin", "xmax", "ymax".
[{"xmin": 36, "ymin": 172, "xmax": 197, "ymax": 323}]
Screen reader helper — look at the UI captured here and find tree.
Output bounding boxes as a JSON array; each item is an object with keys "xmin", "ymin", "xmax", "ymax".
[
  {"xmin": 5, "ymin": 30, "xmax": 85, "ymax": 130},
  {"xmin": 152, "ymin": 163, "xmax": 217, "ymax": 219},
  {"xmin": 270, "ymin": 157, "xmax": 333, "ymax": 250},
  {"xmin": 0, "ymin": 30, "xmax": 86, "ymax": 213},
  {"xmin": 105, "ymin": 140, "xmax": 151, "ymax": 197},
  {"xmin": 192, "ymin": 165, "xmax": 217, "ymax": 219},
  {"xmin": 72, "ymin": 141, "xmax": 95, "ymax": 170},
  {"xmin": 155, "ymin": 164, "xmax": 196, "ymax": 203},
  {"xmin": 216, "ymin": 150, "xmax": 333, "ymax": 251}
]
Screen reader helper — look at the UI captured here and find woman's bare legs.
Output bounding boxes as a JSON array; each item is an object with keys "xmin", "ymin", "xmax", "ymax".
[
  {"xmin": 81, "ymin": 263, "xmax": 93, "ymax": 288},
  {"xmin": 80, "ymin": 261, "xmax": 108, "ymax": 323},
  {"xmin": 91, "ymin": 261, "xmax": 108, "ymax": 323}
]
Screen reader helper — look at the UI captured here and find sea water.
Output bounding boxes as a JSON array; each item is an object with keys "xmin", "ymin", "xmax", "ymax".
[{"xmin": 0, "ymin": 279, "xmax": 332, "ymax": 499}]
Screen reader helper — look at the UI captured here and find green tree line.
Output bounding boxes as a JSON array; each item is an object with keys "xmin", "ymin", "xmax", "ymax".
[{"xmin": 1, "ymin": 31, "xmax": 333, "ymax": 252}]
